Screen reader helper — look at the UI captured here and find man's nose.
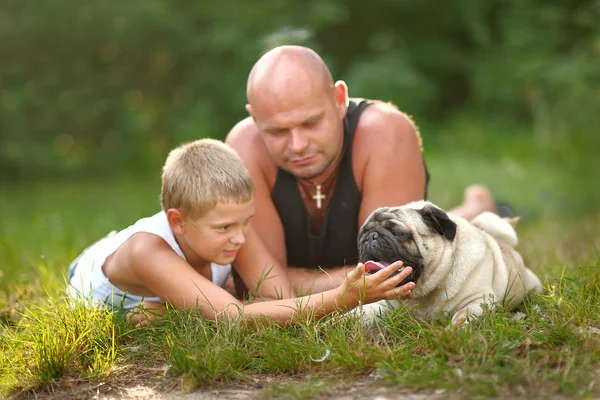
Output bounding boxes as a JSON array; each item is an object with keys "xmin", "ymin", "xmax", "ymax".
[{"xmin": 288, "ymin": 128, "xmax": 309, "ymax": 153}]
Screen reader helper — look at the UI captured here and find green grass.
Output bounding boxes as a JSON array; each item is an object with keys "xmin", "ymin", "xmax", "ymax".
[
  {"xmin": 1, "ymin": 122, "xmax": 599, "ymax": 399},
  {"xmin": 1, "ymin": 298, "xmax": 120, "ymax": 391}
]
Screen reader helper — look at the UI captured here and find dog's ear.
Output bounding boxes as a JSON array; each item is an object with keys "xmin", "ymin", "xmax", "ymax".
[
  {"xmin": 418, "ymin": 204, "xmax": 457, "ymax": 240},
  {"xmin": 504, "ymin": 216, "xmax": 520, "ymax": 228}
]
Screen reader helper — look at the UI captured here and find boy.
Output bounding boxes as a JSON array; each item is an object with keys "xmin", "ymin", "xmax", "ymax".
[{"xmin": 68, "ymin": 139, "xmax": 415, "ymax": 325}]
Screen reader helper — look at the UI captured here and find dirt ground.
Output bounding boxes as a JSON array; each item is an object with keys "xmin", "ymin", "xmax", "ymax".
[{"xmin": 10, "ymin": 374, "xmax": 447, "ymax": 400}]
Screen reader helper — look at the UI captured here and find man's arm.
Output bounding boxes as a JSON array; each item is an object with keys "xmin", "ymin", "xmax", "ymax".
[
  {"xmin": 291, "ymin": 103, "xmax": 427, "ymax": 294},
  {"xmin": 225, "ymin": 106, "xmax": 426, "ymax": 295},
  {"xmin": 232, "ymin": 223, "xmax": 293, "ymax": 299},
  {"xmin": 354, "ymin": 102, "xmax": 427, "ymax": 226},
  {"xmin": 226, "ymin": 120, "xmax": 349, "ymax": 295},
  {"xmin": 225, "ymin": 119, "xmax": 288, "ymax": 268}
]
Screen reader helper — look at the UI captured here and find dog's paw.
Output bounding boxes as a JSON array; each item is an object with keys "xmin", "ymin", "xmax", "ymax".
[{"xmin": 450, "ymin": 313, "xmax": 469, "ymax": 327}]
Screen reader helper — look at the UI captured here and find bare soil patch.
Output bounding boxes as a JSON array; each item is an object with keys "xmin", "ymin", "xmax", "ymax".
[{"xmin": 9, "ymin": 373, "xmax": 446, "ymax": 400}]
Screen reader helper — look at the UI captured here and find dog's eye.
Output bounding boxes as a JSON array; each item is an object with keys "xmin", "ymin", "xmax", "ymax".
[
  {"xmin": 382, "ymin": 220, "xmax": 396, "ymax": 230},
  {"xmin": 390, "ymin": 224, "xmax": 412, "ymax": 242}
]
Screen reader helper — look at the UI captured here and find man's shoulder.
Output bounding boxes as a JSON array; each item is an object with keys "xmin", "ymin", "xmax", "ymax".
[
  {"xmin": 353, "ymin": 99, "xmax": 421, "ymax": 149},
  {"xmin": 357, "ymin": 100, "xmax": 418, "ymax": 135},
  {"xmin": 226, "ymin": 117, "xmax": 268, "ymax": 156},
  {"xmin": 350, "ymin": 100, "xmax": 426, "ymax": 200},
  {"xmin": 226, "ymin": 117, "xmax": 260, "ymax": 145},
  {"xmin": 225, "ymin": 117, "xmax": 274, "ymax": 176}
]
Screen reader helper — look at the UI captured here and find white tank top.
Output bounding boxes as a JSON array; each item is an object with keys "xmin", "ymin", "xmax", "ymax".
[
  {"xmin": 68, "ymin": 212, "xmax": 232, "ymax": 309},
  {"xmin": 106, "ymin": 211, "xmax": 231, "ymax": 285}
]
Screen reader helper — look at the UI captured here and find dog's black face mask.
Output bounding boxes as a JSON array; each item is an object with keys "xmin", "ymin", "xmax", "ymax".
[
  {"xmin": 357, "ymin": 204, "xmax": 457, "ymax": 286},
  {"xmin": 357, "ymin": 207, "xmax": 424, "ymax": 286}
]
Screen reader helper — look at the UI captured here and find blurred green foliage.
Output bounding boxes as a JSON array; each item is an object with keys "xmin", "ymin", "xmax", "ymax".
[{"xmin": 1, "ymin": 0, "xmax": 599, "ymax": 180}]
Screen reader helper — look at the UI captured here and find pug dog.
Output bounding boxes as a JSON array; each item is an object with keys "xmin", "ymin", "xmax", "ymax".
[{"xmin": 353, "ymin": 201, "xmax": 542, "ymax": 326}]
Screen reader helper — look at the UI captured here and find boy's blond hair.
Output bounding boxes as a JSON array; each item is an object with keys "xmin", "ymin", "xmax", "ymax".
[{"xmin": 160, "ymin": 139, "xmax": 255, "ymax": 219}]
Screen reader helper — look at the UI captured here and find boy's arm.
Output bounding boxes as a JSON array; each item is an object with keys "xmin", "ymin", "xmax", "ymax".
[
  {"xmin": 129, "ymin": 235, "xmax": 415, "ymax": 324},
  {"xmin": 286, "ymin": 267, "xmax": 350, "ymax": 296},
  {"xmin": 241, "ymin": 261, "xmax": 413, "ymax": 324},
  {"xmin": 130, "ymin": 235, "xmax": 242, "ymax": 320}
]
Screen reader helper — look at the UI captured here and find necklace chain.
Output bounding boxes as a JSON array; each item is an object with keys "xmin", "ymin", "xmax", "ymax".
[{"xmin": 299, "ymin": 162, "xmax": 339, "ymax": 210}]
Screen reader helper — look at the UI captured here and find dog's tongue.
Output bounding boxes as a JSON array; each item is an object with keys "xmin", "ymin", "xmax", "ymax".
[{"xmin": 364, "ymin": 260, "xmax": 391, "ymax": 273}]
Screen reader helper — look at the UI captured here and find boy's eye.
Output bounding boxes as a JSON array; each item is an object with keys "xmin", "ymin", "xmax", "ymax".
[{"xmin": 217, "ymin": 225, "xmax": 230, "ymax": 231}]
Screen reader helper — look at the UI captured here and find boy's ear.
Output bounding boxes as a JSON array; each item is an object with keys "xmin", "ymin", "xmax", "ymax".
[{"xmin": 167, "ymin": 209, "xmax": 186, "ymax": 236}]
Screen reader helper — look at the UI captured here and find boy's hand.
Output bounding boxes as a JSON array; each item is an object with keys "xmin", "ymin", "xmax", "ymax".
[
  {"xmin": 341, "ymin": 261, "xmax": 415, "ymax": 305},
  {"xmin": 126, "ymin": 301, "xmax": 167, "ymax": 328}
]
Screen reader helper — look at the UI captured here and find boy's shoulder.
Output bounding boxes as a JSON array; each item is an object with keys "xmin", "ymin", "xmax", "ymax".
[
  {"xmin": 100, "ymin": 230, "xmax": 180, "ymax": 291},
  {"xmin": 126, "ymin": 232, "xmax": 174, "ymax": 257}
]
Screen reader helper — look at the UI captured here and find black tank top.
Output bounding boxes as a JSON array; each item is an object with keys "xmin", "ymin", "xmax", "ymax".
[
  {"xmin": 271, "ymin": 100, "xmax": 430, "ymax": 269},
  {"xmin": 271, "ymin": 100, "xmax": 369, "ymax": 269}
]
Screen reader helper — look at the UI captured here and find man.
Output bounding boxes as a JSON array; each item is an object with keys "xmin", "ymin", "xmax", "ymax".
[{"xmin": 225, "ymin": 45, "xmax": 496, "ymax": 294}]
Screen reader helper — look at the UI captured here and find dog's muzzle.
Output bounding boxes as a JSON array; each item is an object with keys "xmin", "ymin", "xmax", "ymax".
[{"xmin": 357, "ymin": 224, "xmax": 423, "ymax": 286}]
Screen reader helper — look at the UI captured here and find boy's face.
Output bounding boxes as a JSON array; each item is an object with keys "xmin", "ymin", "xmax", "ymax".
[{"xmin": 178, "ymin": 199, "xmax": 256, "ymax": 267}]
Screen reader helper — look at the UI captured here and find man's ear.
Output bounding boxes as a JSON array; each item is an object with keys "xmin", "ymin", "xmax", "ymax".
[
  {"xmin": 334, "ymin": 80, "xmax": 349, "ymax": 111},
  {"xmin": 418, "ymin": 204, "xmax": 457, "ymax": 240},
  {"xmin": 245, "ymin": 104, "xmax": 256, "ymax": 121},
  {"xmin": 167, "ymin": 209, "xmax": 186, "ymax": 236}
]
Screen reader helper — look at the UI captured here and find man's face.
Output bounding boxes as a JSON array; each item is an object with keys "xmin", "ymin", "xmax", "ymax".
[{"xmin": 249, "ymin": 83, "xmax": 347, "ymax": 181}]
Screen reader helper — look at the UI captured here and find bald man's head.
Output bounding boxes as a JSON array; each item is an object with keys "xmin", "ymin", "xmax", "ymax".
[
  {"xmin": 246, "ymin": 45, "xmax": 334, "ymax": 105},
  {"xmin": 243, "ymin": 46, "xmax": 349, "ymax": 181}
]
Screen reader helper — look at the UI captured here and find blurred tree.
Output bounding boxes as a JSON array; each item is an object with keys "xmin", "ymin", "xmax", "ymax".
[{"xmin": 0, "ymin": 0, "xmax": 598, "ymax": 180}]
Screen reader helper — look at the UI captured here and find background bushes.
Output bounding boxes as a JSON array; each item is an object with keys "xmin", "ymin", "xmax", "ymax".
[{"xmin": 1, "ymin": 0, "xmax": 598, "ymax": 180}]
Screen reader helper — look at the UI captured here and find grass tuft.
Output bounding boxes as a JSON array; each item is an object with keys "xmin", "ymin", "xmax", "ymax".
[{"xmin": 1, "ymin": 296, "xmax": 121, "ymax": 396}]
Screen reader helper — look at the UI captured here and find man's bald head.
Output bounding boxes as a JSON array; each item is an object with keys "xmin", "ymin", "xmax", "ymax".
[
  {"xmin": 246, "ymin": 45, "xmax": 334, "ymax": 105},
  {"xmin": 243, "ymin": 46, "xmax": 349, "ymax": 181}
]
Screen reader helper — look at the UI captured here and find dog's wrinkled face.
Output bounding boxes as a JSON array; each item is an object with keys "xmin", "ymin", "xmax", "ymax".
[{"xmin": 357, "ymin": 201, "xmax": 457, "ymax": 287}]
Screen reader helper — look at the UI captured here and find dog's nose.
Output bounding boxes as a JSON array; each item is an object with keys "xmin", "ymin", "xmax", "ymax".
[{"xmin": 365, "ymin": 231, "xmax": 379, "ymax": 244}]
